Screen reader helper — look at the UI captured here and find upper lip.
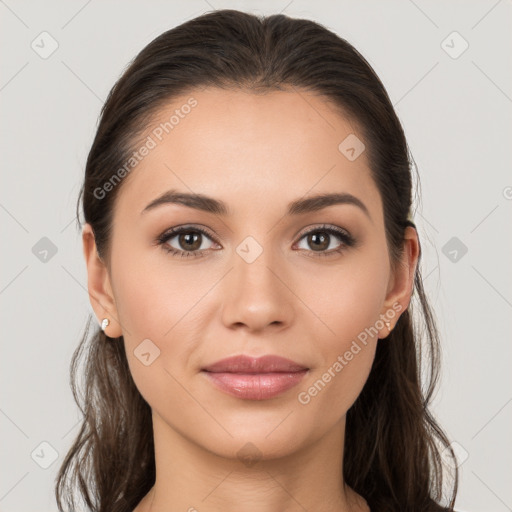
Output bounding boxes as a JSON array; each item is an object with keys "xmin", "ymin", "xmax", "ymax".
[{"xmin": 201, "ymin": 355, "xmax": 308, "ymax": 373}]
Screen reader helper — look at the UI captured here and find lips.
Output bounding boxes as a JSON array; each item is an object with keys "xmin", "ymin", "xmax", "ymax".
[
  {"xmin": 202, "ymin": 354, "xmax": 308, "ymax": 373},
  {"xmin": 201, "ymin": 355, "xmax": 309, "ymax": 400}
]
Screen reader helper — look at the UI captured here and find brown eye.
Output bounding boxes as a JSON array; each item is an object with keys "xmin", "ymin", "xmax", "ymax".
[
  {"xmin": 306, "ymin": 232, "xmax": 330, "ymax": 251},
  {"xmin": 157, "ymin": 225, "xmax": 219, "ymax": 258},
  {"xmin": 176, "ymin": 232, "xmax": 203, "ymax": 251},
  {"xmin": 295, "ymin": 225, "xmax": 356, "ymax": 257}
]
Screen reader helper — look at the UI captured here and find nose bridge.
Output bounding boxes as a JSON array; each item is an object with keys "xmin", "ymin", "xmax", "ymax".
[
  {"xmin": 235, "ymin": 234, "xmax": 280, "ymax": 291},
  {"xmin": 220, "ymin": 232, "xmax": 293, "ymax": 331}
]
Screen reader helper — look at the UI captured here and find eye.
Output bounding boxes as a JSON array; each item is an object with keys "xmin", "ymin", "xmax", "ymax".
[
  {"xmin": 293, "ymin": 224, "xmax": 356, "ymax": 258},
  {"xmin": 156, "ymin": 223, "xmax": 356, "ymax": 259},
  {"xmin": 156, "ymin": 225, "xmax": 219, "ymax": 259}
]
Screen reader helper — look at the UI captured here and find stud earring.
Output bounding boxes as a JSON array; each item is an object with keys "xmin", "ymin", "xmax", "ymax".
[
  {"xmin": 101, "ymin": 318, "xmax": 110, "ymax": 331},
  {"xmin": 385, "ymin": 321, "xmax": 392, "ymax": 333}
]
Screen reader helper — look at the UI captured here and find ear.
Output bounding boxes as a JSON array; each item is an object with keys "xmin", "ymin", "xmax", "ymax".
[
  {"xmin": 378, "ymin": 226, "xmax": 420, "ymax": 338},
  {"xmin": 82, "ymin": 223, "xmax": 123, "ymax": 338}
]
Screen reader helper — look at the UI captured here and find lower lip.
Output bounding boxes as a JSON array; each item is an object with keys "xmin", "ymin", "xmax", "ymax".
[{"xmin": 202, "ymin": 370, "xmax": 308, "ymax": 400}]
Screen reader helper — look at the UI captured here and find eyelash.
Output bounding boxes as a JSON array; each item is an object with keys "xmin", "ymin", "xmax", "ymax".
[{"xmin": 155, "ymin": 224, "xmax": 356, "ymax": 259}]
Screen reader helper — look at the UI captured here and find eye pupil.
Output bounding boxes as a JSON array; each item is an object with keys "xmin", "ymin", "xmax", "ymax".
[
  {"xmin": 309, "ymin": 232, "xmax": 329, "ymax": 251},
  {"xmin": 180, "ymin": 232, "xmax": 201, "ymax": 251}
]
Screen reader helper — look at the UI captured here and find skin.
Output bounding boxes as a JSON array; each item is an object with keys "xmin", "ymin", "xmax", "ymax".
[{"xmin": 83, "ymin": 87, "xmax": 419, "ymax": 512}]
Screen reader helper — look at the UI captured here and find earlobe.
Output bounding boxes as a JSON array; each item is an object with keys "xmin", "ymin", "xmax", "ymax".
[{"xmin": 82, "ymin": 223, "xmax": 123, "ymax": 338}]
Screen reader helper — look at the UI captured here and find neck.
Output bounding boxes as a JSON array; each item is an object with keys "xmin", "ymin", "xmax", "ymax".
[{"xmin": 135, "ymin": 412, "xmax": 369, "ymax": 512}]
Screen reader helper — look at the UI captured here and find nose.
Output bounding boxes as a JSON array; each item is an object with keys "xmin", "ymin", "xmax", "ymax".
[{"xmin": 220, "ymin": 240, "xmax": 294, "ymax": 334}]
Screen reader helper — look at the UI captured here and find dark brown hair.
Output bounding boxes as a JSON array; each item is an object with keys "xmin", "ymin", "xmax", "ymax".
[{"xmin": 55, "ymin": 9, "xmax": 459, "ymax": 512}]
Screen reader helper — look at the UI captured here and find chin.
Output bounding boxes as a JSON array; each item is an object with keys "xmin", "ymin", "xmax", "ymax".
[{"xmin": 194, "ymin": 415, "xmax": 313, "ymax": 463}]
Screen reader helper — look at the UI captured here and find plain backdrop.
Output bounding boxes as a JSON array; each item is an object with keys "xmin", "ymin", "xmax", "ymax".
[{"xmin": 1, "ymin": 1, "xmax": 511, "ymax": 511}]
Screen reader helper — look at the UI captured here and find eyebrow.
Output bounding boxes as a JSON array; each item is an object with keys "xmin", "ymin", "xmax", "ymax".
[{"xmin": 141, "ymin": 189, "xmax": 371, "ymax": 219}]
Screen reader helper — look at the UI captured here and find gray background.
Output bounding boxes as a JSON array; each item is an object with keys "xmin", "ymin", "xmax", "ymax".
[{"xmin": 1, "ymin": 1, "xmax": 511, "ymax": 511}]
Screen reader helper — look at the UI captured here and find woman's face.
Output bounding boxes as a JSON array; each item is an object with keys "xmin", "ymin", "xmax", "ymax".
[{"xmin": 84, "ymin": 87, "xmax": 416, "ymax": 461}]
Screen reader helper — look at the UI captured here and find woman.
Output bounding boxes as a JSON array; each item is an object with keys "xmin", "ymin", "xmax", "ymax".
[{"xmin": 55, "ymin": 9, "xmax": 459, "ymax": 512}]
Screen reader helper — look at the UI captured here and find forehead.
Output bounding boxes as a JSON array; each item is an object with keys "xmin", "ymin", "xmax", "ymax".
[{"xmin": 115, "ymin": 87, "xmax": 382, "ymax": 222}]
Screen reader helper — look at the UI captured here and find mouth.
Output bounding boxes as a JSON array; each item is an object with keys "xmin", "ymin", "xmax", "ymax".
[{"xmin": 201, "ymin": 354, "xmax": 309, "ymax": 400}]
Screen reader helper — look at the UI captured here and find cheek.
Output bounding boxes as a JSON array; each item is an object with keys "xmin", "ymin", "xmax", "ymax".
[
  {"xmin": 296, "ymin": 289, "xmax": 380, "ymax": 424},
  {"xmin": 109, "ymin": 247, "xmax": 221, "ymax": 401},
  {"xmin": 111, "ymin": 243, "xmax": 219, "ymax": 341},
  {"xmin": 298, "ymin": 247, "xmax": 389, "ymax": 345},
  {"xmin": 297, "ymin": 341, "xmax": 377, "ymax": 430},
  {"xmin": 293, "ymin": 250, "xmax": 388, "ymax": 415}
]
